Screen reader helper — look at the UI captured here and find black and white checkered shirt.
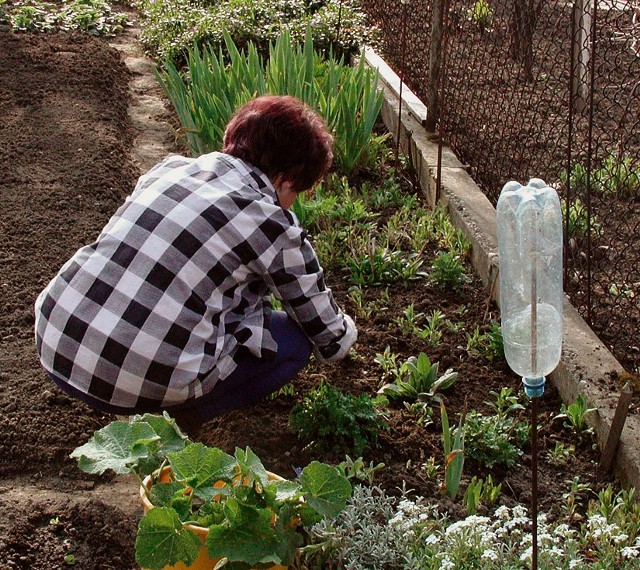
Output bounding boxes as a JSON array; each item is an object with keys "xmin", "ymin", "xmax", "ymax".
[{"xmin": 35, "ymin": 153, "xmax": 355, "ymax": 408}]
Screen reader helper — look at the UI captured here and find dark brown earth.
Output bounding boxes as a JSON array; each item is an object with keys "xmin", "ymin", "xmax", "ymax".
[{"xmin": 0, "ymin": 26, "xmax": 615, "ymax": 570}]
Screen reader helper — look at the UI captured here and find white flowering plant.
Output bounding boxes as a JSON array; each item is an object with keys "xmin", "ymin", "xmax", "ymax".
[{"xmin": 305, "ymin": 483, "xmax": 640, "ymax": 569}]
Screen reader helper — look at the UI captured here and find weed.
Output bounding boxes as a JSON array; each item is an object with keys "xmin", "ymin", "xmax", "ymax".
[{"xmin": 289, "ymin": 383, "xmax": 389, "ymax": 456}]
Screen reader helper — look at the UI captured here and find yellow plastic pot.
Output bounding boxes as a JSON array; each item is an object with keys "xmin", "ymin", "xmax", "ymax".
[{"xmin": 140, "ymin": 467, "xmax": 288, "ymax": 570}]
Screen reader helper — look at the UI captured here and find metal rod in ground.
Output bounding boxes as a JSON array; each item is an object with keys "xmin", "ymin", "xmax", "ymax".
[{"xmin": 531, "ymin": 395, "xmax": 539, "ymax": 570}]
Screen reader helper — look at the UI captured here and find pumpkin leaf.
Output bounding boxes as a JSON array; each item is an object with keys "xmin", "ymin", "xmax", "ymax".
[
  {"xmin": 168, "ymin": 443, "xmax": 237, "ymax": 501},
  {"xmin": 70, "ymin": 420, "xmax": 160, "ymax": 475},
  {"xmin": 135, "ymin": 507, "xmax": 201, "ymax": 570},
  {"xmin": 206, "ymin": 499, "xmax": 280, "ymax": 565},
  {"xmin": 299, "ymin": 461, "xmax": 352, "ymax": 518}
]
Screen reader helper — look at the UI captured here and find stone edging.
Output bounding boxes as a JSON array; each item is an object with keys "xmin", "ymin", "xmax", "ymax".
[{"xmin": 363, "ymin": 47, "xmax": 640, "ymax": 491}]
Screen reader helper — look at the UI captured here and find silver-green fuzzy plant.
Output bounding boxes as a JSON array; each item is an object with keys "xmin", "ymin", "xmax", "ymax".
[{"xmin": 305, "ymin": 485, "xmax": 416, "ymax": 569}]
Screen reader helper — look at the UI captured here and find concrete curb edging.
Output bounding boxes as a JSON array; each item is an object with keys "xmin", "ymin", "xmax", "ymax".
[{"xmin": 364, "ymin": 48, "xmax": 640, "ymax": 491}]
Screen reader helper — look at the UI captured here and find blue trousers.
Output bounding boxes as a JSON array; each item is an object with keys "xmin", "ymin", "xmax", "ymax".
[
  {"xmin": 188, "ymin": 310, "xmax": 312, "ymax": 419},
  {"xmin": 49, "ymin": 310, "xmax": 312, "ymax": 421}
]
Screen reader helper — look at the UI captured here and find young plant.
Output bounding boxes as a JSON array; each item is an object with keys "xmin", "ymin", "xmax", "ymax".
[
  {"xmin": 465, "ymin": 322, "xmax": 505, "ymax": 361},
  {"xmin": 596, "ymin": 152, "xmax": 640, "ymax": 197},
  {"xmin": 336, "ymin": 455, "xmax": 385, "ymax": 486},
  {"xmin": 463, "ymin": 475, "xmax": 502, "ymax": 515},
  {"xmin": 429, "ymin": 250, "xmax": 468, "ymax": 290},
  {"xmin": 347, "ymin": 241, "xmax": 424, "ymax": 286},
  {"xmin": 348, "ymin": 286, "xmax": 390, "ymax": 319},
  {"xmin": 396, "ymin": 305, "xmax": 447, "ymax": 346},
  {"xmin": 71, "ymin": 413, "xmax": 351, "ymax": 569},
  {"xmin": 464, "ymin": 390, "xmax": 530, "ymax": 468},
  {"xmin": 547, "ymin": 441, "xmax": 575, "ymax": 466},
  {"xmin": 467, "ymin": 0, "xmax": 493, "ymax": 31},
  {"xmin": 421, "ymin": 456, "xmax": 440, "ymax": 480},
  {"xmin": 377, "ymin": 352, "xmax": 458, "ymax": 402},
  {"xmin": 289, "ymin": 382, "xmax": 389, "ymax": 456},
  {"xmin": 441, "ymin": 403, "xmax": 465, "ymax": 499},
  {"xmin": 554, "ymin": 394, "xmax": 596, "ymax": 441},
  {"xmin": 561, "ymin": 197, "xmax": 603, "ymax": 239}
]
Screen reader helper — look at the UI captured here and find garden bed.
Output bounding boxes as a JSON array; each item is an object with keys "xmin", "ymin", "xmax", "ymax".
[{"xmin": 0, "ymin": 23, "xmax": 626, "ymax": 570}]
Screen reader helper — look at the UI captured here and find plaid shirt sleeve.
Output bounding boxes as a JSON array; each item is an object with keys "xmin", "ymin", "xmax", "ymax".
[
  {"xmin": 34, "ymin": 152, "xmax": 355, "ymax": 409},
  {"xmin": 257, "ymin": 218, "xmax": 357, "ymax": 362}
]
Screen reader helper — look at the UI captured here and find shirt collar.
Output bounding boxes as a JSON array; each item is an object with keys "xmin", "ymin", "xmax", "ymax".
[{"xmin": 216, "ymin": 153, "xmax": 278, "ymax": 203}]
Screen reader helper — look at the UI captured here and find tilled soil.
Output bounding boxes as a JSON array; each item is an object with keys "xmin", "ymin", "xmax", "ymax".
[{"xmin": 0, "ymin": 26, "xmax": 611, "ymax": 570}]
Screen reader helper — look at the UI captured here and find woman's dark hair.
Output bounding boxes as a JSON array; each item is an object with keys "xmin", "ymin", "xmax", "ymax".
[{"xmin": 222, "ymin": 95, "xmax": 334, "ymax": 193}]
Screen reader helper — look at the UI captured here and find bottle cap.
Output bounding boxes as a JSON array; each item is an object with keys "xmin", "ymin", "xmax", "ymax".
[{"xmin": 522, "ymin": 376, "xmax": 546, "ymax": 398}]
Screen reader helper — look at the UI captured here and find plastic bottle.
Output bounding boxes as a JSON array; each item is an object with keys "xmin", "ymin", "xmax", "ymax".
[{"xmin": 497, "ymin": 178, "xmax": 563, "ymax": 396}]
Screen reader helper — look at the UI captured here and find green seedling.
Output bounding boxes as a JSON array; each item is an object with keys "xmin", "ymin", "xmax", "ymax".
[
  {"xmin": 463, "ymin": 475, "xmax": 502, "ymax": 515},
  {"xmin": 430, "ymin": 250, "xmax": 468, "ymax": 290},
  {"xmin": 377, "ymin": 352, "xmax": 458, "ymax": 402},
  {"xmin": 337, "ymin": 455, "xmax": 385, "ymax": 486},
  {"xmin": 554, "ymin": 394, "xmax": 596, "ymax": 441}
]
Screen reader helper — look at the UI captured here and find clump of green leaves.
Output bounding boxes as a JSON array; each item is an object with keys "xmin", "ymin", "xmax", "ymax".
[
  {"xmin": 465, "ymin": 321, "xmax": 505, "ymax": 361},
  {"xmin": 347, "ymin": 242, "xmax": 424, "ymax": 286},
  {"xmin": 561, "ymin": 153, "xmax": 640, "ymax": 198},
  {"xmin": 430, "ymin": 250, "xmax": 468, "ymax": 289},
  {"xmin": 463, "ymin": 475, "xmax": 501, "ymax": 515},
  {"xmin": 137, "ymin": 0, "xmax": 376, "ymax": 64},
  {"xmin": 377, "ymin": 351, "xmax": 458, "ymax": 402},
  {"xmin": 561, "ymin": 197, "xmax": 603, "ymax": 239},
  {"xmin": 289, "ymin": 382, "xmax": 389, "ymax": 456},
  {"xmin": 336, "ymin": 455, "xmax": 385, "ymax": 486},
  {"xmin": 554, "ymin": 393, "xmax": 596, "ymax": 442},
  {"xmin": 547, "ymin": 441, "xmax": 575, "ymax": 466},
  {"xmin": 5, "ymin": 0, "xmax": 129, "ymax": 35},
  {"xmin": 464, "ymin": 389, "xmax": 530, "ymax": 468},
  {"xmin": 468, "ymin": 0, "xmax": 493, "ymax": 31},
  {"xmin": 348, "ymin": 286, "xmax": 390, "ymax": 319},
  {"xmin": 71, "ymin": 412, "xmax": 351, "ymax": 570},
  {"xmin": 395, "ymin": 305, "xmax": 447, "ymax": 346}
]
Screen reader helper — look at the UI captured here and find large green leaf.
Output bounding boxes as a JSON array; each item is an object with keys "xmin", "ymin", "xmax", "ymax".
[
  {"xmin": 135, "ymin": 507, "xmax": 201, "ymax": 570},
  {"xmin": 134, "ymin": 412, "xmax": 188, "ymax": 454},
  {"xmin": 168, "ymin": 443, "xmax": 237, "ymax": 500},
  {"xmin": 299, "ymin": 461, "xmax": 351, "ymax": 518},
  {"xmin": 70, "ymin": 420, "xmax": 160, "ymax": 475},
  {"xmin": 205, "ymin": 499, "xmax": 280, "ymax": 565}
]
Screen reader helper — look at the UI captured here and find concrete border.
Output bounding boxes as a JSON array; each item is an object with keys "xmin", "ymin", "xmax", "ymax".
[{"xmin": 364, "ymin": 47, "xmax": 640, "ymax": 491}]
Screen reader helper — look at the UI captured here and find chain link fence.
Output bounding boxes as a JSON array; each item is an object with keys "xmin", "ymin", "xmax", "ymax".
[{"xmin": 360, "ymin": 0, "xmax": 640, "ymax": 375}]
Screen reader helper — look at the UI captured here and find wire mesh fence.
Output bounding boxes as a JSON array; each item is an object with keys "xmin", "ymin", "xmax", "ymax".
[{"xmin": 360, "ymin": 0, "xmax": 640, "ymax": 374}]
